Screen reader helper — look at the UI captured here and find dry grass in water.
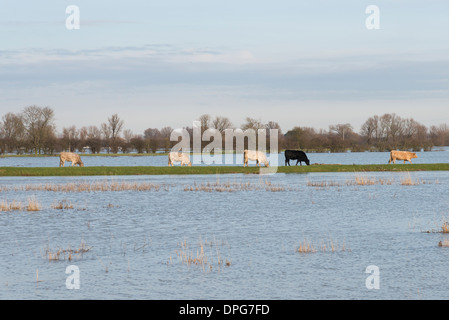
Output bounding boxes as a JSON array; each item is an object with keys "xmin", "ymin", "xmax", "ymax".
[
  {"xmin": 307, "ymin": 173, "xmax": 437, "ymax": 188},
  {"xmin": 400, "ymin": 173, "xmax": 420, "ymax": 186},
  {"xmin": 183, "ymin": 180, "xmax": 292, "ymax": 192},
  {"xmin": 297, "ymin": 238, "xmax": 316, "ymax": 253},
  {"xmin": 26, "ymin": 197, "xmax": 41, "ymax": 211},
  {"xmin": 43, "ymin": 240, "xmax": 92, "ymax": 261},
  {"xmin": 51, "ymin": 200, "xmax": 74, "ymax": 210},
  {"xmin": 297, "ymin": 238, "xmax": 349, "ymax": 254},
  {"xmin": 0, "ymin": 197, "xmax": 41, "ymax": 212},
  {"xmin": 350, "ymin": 175, "xmax": 394, "ymax": 186},
  {"xmin": 1, "ymin": 180, "xmax": 169, "ymax": 193},
  {"xmin": 306, "ymin": 180, "xmax": 343, "ymax": 188},
  {"xmin": 0, "ymin": 200, "xmax": 23, "ymax": 211},
  {"xmin": 173, "ymin": 238, "xmax": 231, "ymax": 272},
  {"xmin": 441, "ymin": 219, "xmax": 449, "ymax": 233}
]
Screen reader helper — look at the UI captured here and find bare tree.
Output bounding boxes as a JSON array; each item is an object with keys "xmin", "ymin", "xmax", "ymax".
[
  {"xmin": 329, "ymin": 123, "xmax": 353, "ymax": 141},
  {"xmin": 62, "ymin": 125, "xmax": 78, "ymax": 152},
  {"xmin": 102, "ymin": 114, "xmax": 125, "ymax": 153},
  {"xmin": 86, "ymin": 125, "xmax": 103, "ymax": 154},
  {"xmin": 160, "ymin": 126, "xmax": 173, "ymax": 152},
  {"xmin": 241, "ymin": 117, "xmax": 265, "ymax": 131},
  {"xmin": 198, "ymin": 114, "xmax": 211, "ymax": 132},
  {"xmin": 21, "ymin": 106, "xmax": 56, "ymax": 154},
  {"xmin": 144, "ymin": 128, "xmax": 161, "ymax": 153},
  {"xmin": 212, "ymin": 116, "xmax": 233, "ymax": 132},
  {"xmin": 1, "ymin": 112, "xmax": 25, "ymax": 153},
  {"xmin": 430, "ymin": 124, "xmax": 449, "ymax": 146}
]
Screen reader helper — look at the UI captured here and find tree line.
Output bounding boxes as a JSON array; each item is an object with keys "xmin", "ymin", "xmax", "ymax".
[{"xmin": 1, "ymin": 105, "xmax": 449, "ymax": 155}]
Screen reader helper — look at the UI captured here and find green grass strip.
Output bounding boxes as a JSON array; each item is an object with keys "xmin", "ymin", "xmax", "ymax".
[{"xmin": 0, "ymin": 163, "xmax": 448, "ymax": 176}]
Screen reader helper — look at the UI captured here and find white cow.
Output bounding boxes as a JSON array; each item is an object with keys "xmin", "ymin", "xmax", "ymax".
[
  {"xmin": 168, "ymin": 152, "xmax": 192, "ymax": 166},
  {"xmin": 243, "ymin": 150, "xmax": 269, "ymax": 167}
]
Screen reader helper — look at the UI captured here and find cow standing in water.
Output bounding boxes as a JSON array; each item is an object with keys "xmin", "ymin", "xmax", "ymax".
[
  {"xmin": 284, "ymin": 150, "xmax": 310, "ymax": 166},
  {"xmin": 388, "ymin": 150, "xmax": 418, "ymax": 164},
  {"xmin": 168, "ymin": 152, "xmax": 192, "ymax": 166},
  {"xmin": 59, "ymin": 152, "xmax": 84, "ymax": 167},
  {"xmin": 243, "ymin": 150, "xmax": 269, "ymax": 167}
]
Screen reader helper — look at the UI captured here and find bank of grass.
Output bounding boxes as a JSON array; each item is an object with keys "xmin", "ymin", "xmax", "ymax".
[{"xmin": 0, "ymin": 163, "xmax": 448, "ymax": 176}]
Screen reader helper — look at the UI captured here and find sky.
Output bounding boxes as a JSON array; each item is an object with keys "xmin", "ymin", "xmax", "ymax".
[{"xmin": 1, "ymin": 0, "xmax": 448, "ymax": 135}]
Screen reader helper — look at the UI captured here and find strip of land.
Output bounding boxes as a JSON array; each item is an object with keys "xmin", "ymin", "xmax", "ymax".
[{"xmin": 0, "ymin": 163, "xmax": 448, "ymax": 176}]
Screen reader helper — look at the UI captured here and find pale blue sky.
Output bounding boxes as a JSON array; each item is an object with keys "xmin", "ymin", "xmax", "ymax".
[{"xmin": 1, "ymin": 0, "xmax": 448, "ymax": 134}]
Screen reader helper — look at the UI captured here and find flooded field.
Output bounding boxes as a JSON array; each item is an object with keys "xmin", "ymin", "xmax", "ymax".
[
  {"xmin": 1, "ymin": 170, "xmax": 449, "ymax": 299},
  {"xmin": 1, "ymin": 147, "xmax": 448, "ymax": 168}
]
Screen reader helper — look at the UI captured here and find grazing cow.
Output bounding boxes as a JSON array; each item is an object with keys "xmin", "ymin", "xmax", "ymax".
[
  {"xmin": 59, "ymin": 152, "xmax": 84, "ymax": 167},
  {"xmin": 243, "ymin": 150, "xmax": 269, "ymax": 167},
  {"xmin": 388, "ymin": 150, "xmax": 418, "ymax": 164},
  {"xmin": 284, "ymin": 150, "xmax": 310, "ymax": 166},
  {"xmin": 168, "ymin": 152, "xmax": 192, "ymax": 166}
]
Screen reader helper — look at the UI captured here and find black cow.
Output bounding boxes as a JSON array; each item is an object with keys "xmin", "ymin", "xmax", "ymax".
[{"xmin": 285, "ymin": 150, "xmax": 310, "ymax": 166}]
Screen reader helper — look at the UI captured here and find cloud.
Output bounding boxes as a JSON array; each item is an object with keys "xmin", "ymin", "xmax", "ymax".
[{"xmin": 1, "ymin": 44, "xmax": 448, "ymax": 104}]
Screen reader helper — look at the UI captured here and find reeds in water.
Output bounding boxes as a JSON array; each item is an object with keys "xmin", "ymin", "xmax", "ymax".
[
  {"xmin": 174, "ymin": 238, "xmax": 231, "ymax": 272},
  {"xmin": 4, "ymin": 180, "xmax": 167, "ymax": 193},
  {"xmin": 26, "ymin": 197, "xmax": 41, "ymax": 211},
  {"xmin": 0, "ymin": 200, "xmax": 23, "ymax": 211},
  {"xmin": 44, "ymin": 240, "xmax": 92, "ymax": 261},
  {"xmin": 400, "ymin": 173, "xmax": 420, "ymax": 186},
  {"xmin": 297, "ymin": 238, "xmax": 349, "ymax": 254},
  {"xmin": 183, "ymin": 180, "xmax": 291, "ymax": 192},
  {"xmin": 297, "ymin": 238, "xmax": 316, "ymax": 253},
  {"xmin": 0, "ymin": 198, "xmax": 41, "ymax": 211},
  {"xmin": 51, "ymin": 200, "xmax": 74, "ymax": 210}
]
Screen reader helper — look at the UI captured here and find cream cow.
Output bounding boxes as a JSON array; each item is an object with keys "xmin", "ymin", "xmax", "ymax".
[
  {"xmin": 388, "ymin": 150, "xmax": 418, "ymax": 164},
  {"xmin": 243, "ymin": 150, "xmax": 269, "ymax": 167},
  {"xmin": 59, "ymin": 152, "xmax": 84, "ymax": 167},
  {"xmin": 168, "ymin": 152, "xmax": 192, "ymax": 166}
]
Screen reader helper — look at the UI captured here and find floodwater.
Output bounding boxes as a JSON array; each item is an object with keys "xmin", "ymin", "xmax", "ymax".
[
  {"xmin": 1, "ymin": 168, "xmax": 449, "ymax": 300},
  {"xmin": 1, "ymin": 147, "xmax": 448, "ymax": 167}
]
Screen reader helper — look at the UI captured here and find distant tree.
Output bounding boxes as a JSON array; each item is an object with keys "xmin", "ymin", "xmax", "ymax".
[
  {"xmin": 430, "ymin": 124, "xmax": 449, "ymax": 146},
  {"xmin": 265, "ymin": 121, "xmax": 283, "ymax": 152},
  {"xmin": 122, "ymin": 129, "xmax": 134, "ymax": 153},
  {"xmin": 85, "ymin": 125, "xmax": 103, "ymax": 154},
  {"xmin": 143, "ymin": 128, "xmax": 161, "ymax": 153},
  {"xmin": 241, "ymin": 117, "xmax": 265, "ymax": 131},
  {"xmin": 130, "ymin": 135, "xmax": 146, "ymax": 154},
  {"xmin": 1, "ymin": 112, "xmax": 25, "ymax": 153},
  {"xmin": 61, "ymin": 125, "xmax": 78, "ymax": 152},
  {"xmin": 102, "ymin": 114, "xmax": 124, "ymax": 153},
  {"xmin": 21, "ymin": 106, "xmax": 56, "ymax": 155},
  {"xmin": 212, "ymin": 116, "xmax": 233, "ymax": 132},
  {"xmin": 329, "ymin": 123, "xmax": 353, "ymax": 141},
  {"xmin": 78, "ymin": 126, "xmax": 89, "ymax": 152},
  {"xmin": 160, "ymin": 126, "xmax": 173, "ymax": 152}
]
